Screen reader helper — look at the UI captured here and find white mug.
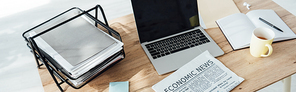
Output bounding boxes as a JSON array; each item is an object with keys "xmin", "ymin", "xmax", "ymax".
[{"xmin": 250, "ymin": 27, "xmax": 275, "ymax": 57}]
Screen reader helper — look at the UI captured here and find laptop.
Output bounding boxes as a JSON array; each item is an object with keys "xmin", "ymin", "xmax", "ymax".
[{"xmin": 131, "ymin": 0, "xmax": 224, "ymax": 75}]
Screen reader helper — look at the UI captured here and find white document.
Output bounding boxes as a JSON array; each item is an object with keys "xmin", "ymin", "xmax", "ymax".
[
  {"xmin": 152, "ymin": 51, "xmax": 244, "ymax": 92},
  {"xmin": 27, "ymin": 10, "xmax": 124, "ymax": 79},
  {"xmin": 216, "ymin": 9, "xmax": 296, "ymax": 50},
  {"xmin": 198, "ymin": 0, "xmax": 240, "ymax": 28}
]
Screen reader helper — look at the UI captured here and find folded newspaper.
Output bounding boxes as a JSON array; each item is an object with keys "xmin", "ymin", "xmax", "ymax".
[{"xmin": 152, "ymin": 51, "xmax": 244, "ymax": 92}]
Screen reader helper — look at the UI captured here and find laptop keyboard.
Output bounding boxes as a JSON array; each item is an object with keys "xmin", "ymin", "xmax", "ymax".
[{"xmin": 145, "ymin": 29, "xmax": 210, "ymax": 59}]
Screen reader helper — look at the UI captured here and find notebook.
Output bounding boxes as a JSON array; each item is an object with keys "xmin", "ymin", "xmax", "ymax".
[
  {"xmin": 216, "ymin": 9, "xmax": 296, "ymax": 50},
  {"xmin": 131, "ymin": 0, "xmax": 224, "ymax": 75}
]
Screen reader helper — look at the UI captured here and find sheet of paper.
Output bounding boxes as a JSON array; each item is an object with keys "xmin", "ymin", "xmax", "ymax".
[
  {"xmin": 246, "ymin": 10, "xmax": 296, "ymax": 41},
  {"xmin": 152, "ymin": 51, "xmax": 244, "ymax": 92},
  {"xmin": 216, "ymin": 13, "xmax": 255, "ymax": 50},
  {"xmin": 198, "ymin": 0, "xmax": 241, "ymax": 28}
]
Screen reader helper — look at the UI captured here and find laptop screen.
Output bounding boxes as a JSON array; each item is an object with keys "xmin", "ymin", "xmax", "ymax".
[{"xmin": 131, "ymin": 0, "xmax": 200, "ymax": 43}]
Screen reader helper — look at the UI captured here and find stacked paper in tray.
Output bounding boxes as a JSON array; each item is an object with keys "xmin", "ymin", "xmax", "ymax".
[{"xmin": 26, "ymin": 10, "xmax": 124, "ymax": 86}]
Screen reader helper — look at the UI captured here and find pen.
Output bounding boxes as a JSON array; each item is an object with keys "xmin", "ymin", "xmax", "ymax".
[{"xmin": 259, "ymin": 17, "xmax": 283, "ymax": 32}]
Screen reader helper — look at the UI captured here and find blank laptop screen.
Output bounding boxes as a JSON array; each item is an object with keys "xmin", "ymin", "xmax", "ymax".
[{"xmin": 131, "ymin": 0, "xmax": 200, "ymax": 43}]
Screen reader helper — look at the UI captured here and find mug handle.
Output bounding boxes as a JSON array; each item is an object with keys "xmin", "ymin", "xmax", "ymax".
[{"xmin": 261, "ymin": 44, "xmax": 273, "ymax": 57}]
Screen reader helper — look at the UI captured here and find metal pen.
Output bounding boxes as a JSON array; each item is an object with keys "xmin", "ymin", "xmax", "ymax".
[{"xmin": 259, "ymin": 17, "xmax": 283, "ymax": 32}]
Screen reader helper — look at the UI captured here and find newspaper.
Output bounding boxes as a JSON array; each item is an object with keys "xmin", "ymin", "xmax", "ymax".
[{"xmin": 152, "ymin": 51, "xmax": 244, "ymax": 92}]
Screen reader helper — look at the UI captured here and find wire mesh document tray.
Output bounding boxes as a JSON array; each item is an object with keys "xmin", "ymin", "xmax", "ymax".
[{"xmin": 22, "ymin": 5, "xmax": 125, "ymax": 91}]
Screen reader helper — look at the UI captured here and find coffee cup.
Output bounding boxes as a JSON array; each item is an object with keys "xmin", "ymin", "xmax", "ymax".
[{"xmin": 250, "ymin": 27, "xmax": 275, "ymax": 57}]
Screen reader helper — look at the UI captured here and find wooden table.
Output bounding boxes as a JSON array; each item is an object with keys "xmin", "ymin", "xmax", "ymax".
[{"xmin": 38, "ymin": 0, "xmax": 296, "ymax": 91}]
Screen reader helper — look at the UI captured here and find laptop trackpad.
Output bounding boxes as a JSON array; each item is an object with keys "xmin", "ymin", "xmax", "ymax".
[{"xmin": 151, "ymin": 47, "xmax": 202, "ymax": 75}]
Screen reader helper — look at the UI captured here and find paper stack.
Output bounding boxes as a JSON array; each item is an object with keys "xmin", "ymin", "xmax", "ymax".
[{"xmin": 24, "ymin": 8, "xmax": 124, "ymax": 87}]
